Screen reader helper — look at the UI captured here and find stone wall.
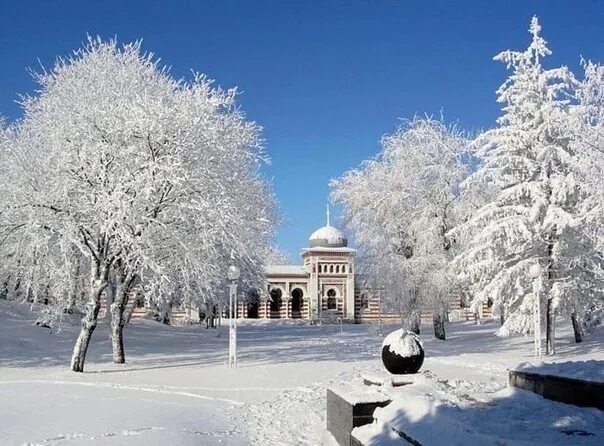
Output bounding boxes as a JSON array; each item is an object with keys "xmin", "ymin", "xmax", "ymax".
[{"xmin": 509, "ymin": 370, "xmax": 604, "ymax": 410}]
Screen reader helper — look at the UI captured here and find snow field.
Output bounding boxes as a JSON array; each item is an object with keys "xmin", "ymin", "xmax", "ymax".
[{"xmin": 1, "ymin": 300, "xmax": 603, "ymax": 445}]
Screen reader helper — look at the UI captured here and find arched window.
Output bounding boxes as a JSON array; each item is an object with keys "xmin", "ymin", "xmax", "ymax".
[
  {"xmin": 329, "ymin": 265, "xmax": 334, "ymax": 273},
  {"xmin": 342, "ymin": 265, "xmax": 346, "ymax": 273},
  {"xmin": 270, "ymin": 288, "xmax": 282, "ymax": 312},
  {"xmin": 336, "ymin": 265, "xmax": 340, "ymax": 273},
  {"xmin": 327, "ymin": 288, "xmax": 337, "ymax": 310},
  {"xmin": 246, "ymin": 289, "xmax": 260, "ymax": 318},
  {"xmin": 291, "ymin": 288, "xmax": 303, "ymax": 318}
]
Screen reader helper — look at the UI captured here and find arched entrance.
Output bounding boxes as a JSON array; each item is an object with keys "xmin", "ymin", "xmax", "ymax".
[
  {"xmin": 246, "ymin": 290, "xmax": 259, "ymax": 319},
  {"xmin": 326, "ymin": 288, "xmax": 337, "ymax": 310},
  {"xmin": 269, "ymin": 288, "xmax": 282, "ymax": 318},
  {"xmin": 291, "ymin": 288, "xmax": 304, "ymax": 319}
]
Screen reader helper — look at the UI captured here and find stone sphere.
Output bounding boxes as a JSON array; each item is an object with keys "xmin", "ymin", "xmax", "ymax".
[{"xmin": 381, "ymin": 329, "xmax": 424, "ymax": 374}]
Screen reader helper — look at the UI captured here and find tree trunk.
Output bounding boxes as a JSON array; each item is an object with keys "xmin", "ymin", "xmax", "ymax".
[
  {"xmin": 543, "ymin": 165, "xmax": 557, "ymax": 356},
  {"xmin": 400, "ymin": 290, "xmax": 420, "ymax": 334},
  {"xmin": 111, "ymin": 312, "xmax": 126, "ymax": 364},
  {"xmin": 403, "ymin": 306, "xmax": 420, "ymax": 334},
  {"xmin": 207, "ymin": 305, "xmax": 217, "ymax": 328},
  {"xmin": 157, "ymin": 298, "xmax": 172, "ymax": 325},
  {"xmin": 122, "ymin": 293, "xmax": 137, "ymax": 325},
  {"xmin": 218, "ymin": 301, "xmax": 223, "ymax": 327},
  {"xmin": 9, "ymin": 275, "xmax": 21, "ymax": 301},
  {"xmin": 70, "ymin": 263, "xmax": 108, "ymax": 372},
  {"xmin": 110, "ymin": 283, "xmax": 126, "ymax": 364},
  {"xmin": 105, "ymin": 278, "xmax": 116, "ymax": 323},
  {"xmin": 433, "ymin": 312, "xmax": 446, "ymax": 340},
  {"xmin": 109, "ymin": 265, "xmax": 136, "ymax": 364},
  {"xmin": 544, "ymin": 242, "xmax": 556, "ymax": 356},
  {"xmin": 409, "ymin": 293, "xmax": 420, "ymax": 334},
  {"xmin": 571, "ymin": 312, "xmax": 584, "ymax": 343},
  {"xmin": 545, "ymin": 298, "xmax": 555, "ymax": 355},
  {"xmin": 0, "ymin": 276, "xmax": 8, "ymax": 299},
  {"xmin": 408, "ymin": 313, "xmax": 420, "ymax": 335}
]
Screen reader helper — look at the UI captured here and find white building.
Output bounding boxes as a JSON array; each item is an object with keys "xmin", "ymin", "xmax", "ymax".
[
  {"xmin": 236, "ymin": 211, "xmax": 469, "ymax": 324},
  {"xmin": 165, "ymin": 212, "xmax": 469, "ymax": 325},
  {"xmin": 236, "ymin": 210, "xmax": 400, "ymax": 323},
  {"xmin": 260, "ymin": 217, "xmax": 357, "ymax": 321}
]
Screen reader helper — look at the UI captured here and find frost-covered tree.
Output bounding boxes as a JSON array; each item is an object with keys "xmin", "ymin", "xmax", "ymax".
[
  {"xmin": 0, "ymin": 123, "xmax": 20, "ymax": 301},
  {"xmin": 570, "ymin": 60, "xmax": 604, "ymax": 337},
  {"xmin": 454, "ymin": 18, "xmax": 603, "ymax": 349},
  {"xmin": 4, "ymin": 38, "xmax": 277, "ymax": 371},
  {"xmin": 332, "ymin": 117, "xmax": 470, "ymax": 339},
  {"xmin": 264, "ymin": 245, "xmax": 292, "ymax": 266},
  {"xmin": 0, "ymin": 124, "xmax": 73, "ymax": 311}
]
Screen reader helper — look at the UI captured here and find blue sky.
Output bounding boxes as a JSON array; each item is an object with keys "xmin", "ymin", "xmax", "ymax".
[{"xmin": 1, "ymin": 0, "xmax": 602, "ymax": 260}]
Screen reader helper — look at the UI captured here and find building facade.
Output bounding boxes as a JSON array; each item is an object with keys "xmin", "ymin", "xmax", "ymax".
[
  {"xmin": 237, "ymin": 213, "xmax": 398, "ymax": 323},
  {"xmin": 236, "ymin": 215, "xmax": 474, "ymax": 324},
  {"xmin": 159, "ymin": 214, "xmax": 475, "ymax": 325}
]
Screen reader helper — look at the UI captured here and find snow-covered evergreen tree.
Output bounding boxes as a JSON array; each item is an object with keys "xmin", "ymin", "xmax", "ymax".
[
  {"xmin": 571, "ymin": 60, "xmax": 604, "ymax": 336},
  {"xmin": 454, "ymin": 18, "xmax": 603, "ymax": 348}
]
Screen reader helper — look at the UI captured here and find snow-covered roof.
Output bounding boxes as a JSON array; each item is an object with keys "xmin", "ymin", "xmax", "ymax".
[
  {"xmin": 264, "ymin": 265, "xmax": 308, "ymax": 276},
  {"xmin": 309, "ymin": 225, "xmax": 348, "ymax": 248},
  {"xmin": 301, "ymin": 246, "xmax": 356, "ymax": 254}
]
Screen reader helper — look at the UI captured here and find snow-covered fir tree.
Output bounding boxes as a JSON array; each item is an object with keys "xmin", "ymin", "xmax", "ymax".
[
  {"xmin": 454, "ymin": 17, "xmax": 603, "ymax": 348},
  {"xmin": 571, "ymin": 59, "xmax": 604, "ymax": 334}
]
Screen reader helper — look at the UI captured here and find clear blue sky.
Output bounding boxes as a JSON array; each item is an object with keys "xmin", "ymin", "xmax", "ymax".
[{"xmin": 1, "ymin": 0, "xmax": 602, "ymax": 261}]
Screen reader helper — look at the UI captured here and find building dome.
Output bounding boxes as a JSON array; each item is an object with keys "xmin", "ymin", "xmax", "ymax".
[{"xmin": 309, "ymin": 225, "xmax": 348, "ymax": 248}]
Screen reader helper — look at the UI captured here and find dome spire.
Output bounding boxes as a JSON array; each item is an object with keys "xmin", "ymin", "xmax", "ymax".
[{"xmin": 309, "ymin": 205, "xmax": 348, "ymax": 248}]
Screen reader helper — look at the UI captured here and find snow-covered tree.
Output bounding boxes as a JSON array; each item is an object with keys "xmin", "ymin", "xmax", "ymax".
[
  {"xmin": 332, "ymin": 117, "xmax": 470, "ymax": 339},
  {"xmin": 571, "ymin": 60, "xmax": 604, "ymax": 336},
  {"xmin": 264, "ymin": 245, "xmax": 292, "ymax": 266},
  {"xmin": 4, "ymin": 38, "xmax": 277, "ymax": 371},
  {"xmin": 453, "ymin": 18, "xmax": 603, "ymax": 349}
]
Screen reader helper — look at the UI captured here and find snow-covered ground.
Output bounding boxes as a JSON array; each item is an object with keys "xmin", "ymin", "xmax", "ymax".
[
  {"xmin": 0, "ymin": 300, "xmax": 602, "ymax": 445},
  {"xmin": 517, "ymin": 359, "xmax": 604, "ymax": 383}
]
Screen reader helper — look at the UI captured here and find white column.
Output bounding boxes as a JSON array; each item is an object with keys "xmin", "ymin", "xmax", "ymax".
[
  {"xmin": 285, "ymin": 281, "xmax": 290, "ymax": 319},
  {"xmin": 345, "ymin": 256, "xmax": 355, "ymax": 320},
  {"xmin": 309, "ymin": 258, "xmax": 319, "ymax": 321}
]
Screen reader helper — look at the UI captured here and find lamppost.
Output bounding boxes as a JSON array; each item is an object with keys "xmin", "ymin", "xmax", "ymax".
[
  {"xmin": 227, "ymin": 264, "xmax": 240, "ymax": 368},
  {"xmin": 529, "ymin": 263, "xmax": 542, "ymax": 358}
]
